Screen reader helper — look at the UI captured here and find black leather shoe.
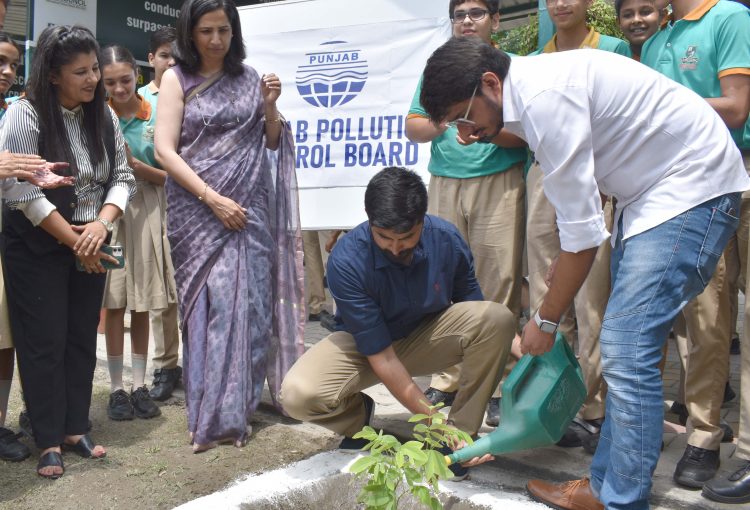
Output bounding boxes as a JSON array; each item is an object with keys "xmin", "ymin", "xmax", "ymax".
[
  {"xmin": 423, "ymin": 387, "xmax": 456, "ymax": 407},
  {"xmin": 702, "ymin": 461, "xmax": 750, "ymax": 504},
  {"xmin": 0, "ymin": 426, "xmax": 30, "ymax": 462},
  {"xmin": 338, "ymin": 393, "xmax": 375, "ymax": 450},
  {"xmin": 438, "ymin": 444, "xmax": 469, "ymax": 481},
  {"xmin": 556, "ymin": 417, "xmax": 603, "ymax": 451},
  {"xmin": 149, "ymin": 366, "xmax": 182, "ymax": 401},
  {"xmin": 485, "ymin": 397, "xmax": 501, "ymax": 427},
  {"xmin": 319, "ymin": 310, "xmax": 336, "ymax": 332},
  {"xmin": 674, "ymin": 445, "xmax": 720, "ymax": 488}
]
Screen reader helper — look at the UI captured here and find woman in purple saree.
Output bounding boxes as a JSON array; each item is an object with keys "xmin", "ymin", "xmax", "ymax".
[{"xmin": 155, "ymin": 0, "xmax": 304, "ymax": 451}]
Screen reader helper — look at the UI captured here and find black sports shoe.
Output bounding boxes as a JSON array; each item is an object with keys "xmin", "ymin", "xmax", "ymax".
[
  {"xmin": 131, "ymin": 386, "xmax": 162, "ymax": 419},
  {"xmin": 108, "ymin": 389, "xmax": 135, "ymax": 421},
  {"xmin": 702, "ymin": 460, "xmax": 750, "ymax": 504},
  {"xmin": 423, "ymin": 387, "xmax": 456, "ymax": 407},
  {"xmin": 149, "ymin": 366, "xmax": 182, "ymax": 401},
  {"xmin": 338, "ymin": 393, "xmax": 374, "ymax": 450},
  {"xmin": 0, "ymin": 426, "xmax": 30, "ymax": 462},
  {"xmin": 485, "ymin": 397, "xmax": 501, "ymax": 427},
  {"xmin": 674, "ymin": 445, "xmax": 720, "ymax": 489},
  {"xmin": 670, "ymin": 401, "xmax": 689, "ymax": 426}
]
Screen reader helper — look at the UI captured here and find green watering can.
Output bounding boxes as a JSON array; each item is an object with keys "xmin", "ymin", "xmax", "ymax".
[{"xmin": 446, "ymin": 333, "xmax": 587, "ymax": 465}]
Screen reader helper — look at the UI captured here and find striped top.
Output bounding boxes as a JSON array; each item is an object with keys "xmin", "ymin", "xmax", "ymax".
[{"xmin": 0, "ymin": 99, "xmax": 135, "ymax": 226}]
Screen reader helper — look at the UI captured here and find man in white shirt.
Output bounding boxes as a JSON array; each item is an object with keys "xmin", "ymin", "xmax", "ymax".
[{"xmin": 419, "ymin": 37, "xmax": 750, "ymax": 510}]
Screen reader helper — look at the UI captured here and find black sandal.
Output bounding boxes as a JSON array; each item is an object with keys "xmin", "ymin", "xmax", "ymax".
[
  {"xmin": 61, "ymin": 434, "xmax": 106, "ymax": 459},
  {"xmin": 37, "ymin": 451, "xmax": 64, "ymax": 479}
]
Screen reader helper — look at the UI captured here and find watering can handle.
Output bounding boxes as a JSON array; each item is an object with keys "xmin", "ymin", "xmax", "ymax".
[{"xmin": 559, "ymin": 332, "xmax": 584, "ymax": 382}]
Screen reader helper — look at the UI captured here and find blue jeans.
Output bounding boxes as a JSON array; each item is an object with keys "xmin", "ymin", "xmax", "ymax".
[{"xmin": 590, "ymin": 192, "xmax": 741, "ymax": 510}]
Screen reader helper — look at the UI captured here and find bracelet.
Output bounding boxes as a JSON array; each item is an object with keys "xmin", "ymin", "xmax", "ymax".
[
  {"xmin": 198, "ymin": 183, "xmax": 208, "ymax": 202},
  {"xmin": 265, "ymin": 114, "xmax": 281, "ymax": 124}
]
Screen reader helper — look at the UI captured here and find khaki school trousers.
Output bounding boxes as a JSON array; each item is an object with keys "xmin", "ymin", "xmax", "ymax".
[
  {"xmin": 303, "ymin": 230, "xmax": 333, "ymax": 315},
  {"xmin": 279, "ymin": 301, "xmax": 515, "ymax": 437},
  {"xmin": 734, "ymin": 152, "xmax": 750, "ymax": 460},
  {"xmin": 150, "ymin": 303, "xmax": 180, "ymax": 370},
  {"xmin": 426, "ymin": 165, "xmax": 525, "ymax": 396},
  {"xmin": 525, "ymin": 162, "xmax": 611, "ymax": 421},
  {"xmin": 680, "ymin": 250, "xmax": 732, "ymax": 449}
]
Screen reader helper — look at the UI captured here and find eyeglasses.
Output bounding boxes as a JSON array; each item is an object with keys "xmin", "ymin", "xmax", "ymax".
[
  {"xmin": 451, "ymin": 8, "xmax": 489, "ymax": 23},
  {"xmin": 447, "ymin": 84, "xmax": 479, "ymax": 138},
  {"xmin": 195, "ymin": 91, "xmax": 240, "ymax": 130}
]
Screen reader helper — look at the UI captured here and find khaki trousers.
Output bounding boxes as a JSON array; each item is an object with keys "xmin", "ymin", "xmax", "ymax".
[
  {"xmin": 150, "ymin": 303, "xmax": 180, "ymax": 370},
  {"xmin": 681, "ymin": 251, "xmax": 732, "ymax": 449},
  {"xmin": 426, "ymin": 165, "xmax": 525, "ymax": 395},
  {"xmin": 735, "ymin": 153, "xmax": 750, "ymax": 460},
  {"xmin": 303, "ymin": 230, "xmax": 331, "ymax": 315},
  {"xmin": 525, "ymin": 162, "xmax": 611, "ymax": 420},
  {"xmin": 279, "ymin": 301, "xmax": 515, "ymax": 437}
]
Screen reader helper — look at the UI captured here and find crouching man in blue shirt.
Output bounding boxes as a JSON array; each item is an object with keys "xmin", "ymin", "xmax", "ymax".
[{"xmin": 279, "ymin": 166, "xmax": 516, "ymax": 477}]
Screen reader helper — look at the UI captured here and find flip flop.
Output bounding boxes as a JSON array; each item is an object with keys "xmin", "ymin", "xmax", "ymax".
[
  {"xmin": 37, "ymin": 450, "xmax": 64, "ymax": 479},
  {"xmin": 61, "ymin": 434, "xmax": 106, "ymax": 459}
]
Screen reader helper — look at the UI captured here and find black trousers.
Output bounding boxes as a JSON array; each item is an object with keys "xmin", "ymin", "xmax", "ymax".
[{"xmin": 2, "ymin": 233, "xmax": 105, "ymax": 449}]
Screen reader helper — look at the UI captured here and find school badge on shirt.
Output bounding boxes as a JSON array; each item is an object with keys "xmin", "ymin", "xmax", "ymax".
[{"xmin": 680, "ymin": 46, "xmax": 699, "ymax": 71}]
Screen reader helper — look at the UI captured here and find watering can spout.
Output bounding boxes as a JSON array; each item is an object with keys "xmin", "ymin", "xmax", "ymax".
[{"xmin": 444, "ymin": 334, "xmax": 586, "ymax": 466}]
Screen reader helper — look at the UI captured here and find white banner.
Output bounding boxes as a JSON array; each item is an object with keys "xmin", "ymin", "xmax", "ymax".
[{"xmin": 241, "ymin": 0, "xmax": 451, "ymax": 228}]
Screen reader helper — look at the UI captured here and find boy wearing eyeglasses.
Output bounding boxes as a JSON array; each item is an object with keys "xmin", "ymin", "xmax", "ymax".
[
  {"xmin": 523, "ymin": 0, "xmax": 630, "ymax": 457},
  {"xmin": 406, "ymin": 0, "xmax": 527, "ymax": 430},
  {"xmin": 639, "ymin": 0, "xmax": 750, "ymax": 498}
]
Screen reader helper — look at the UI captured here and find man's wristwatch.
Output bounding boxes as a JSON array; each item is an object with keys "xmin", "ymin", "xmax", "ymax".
[
  {"xmin": 534, "ymin": 310, "xmax": 559, "ymax": 335},
  {"xmin": 97, "ymin": 217, "xmax": 115, "ymax": 233}
]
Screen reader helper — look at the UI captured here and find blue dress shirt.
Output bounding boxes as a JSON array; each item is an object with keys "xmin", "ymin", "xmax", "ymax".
[{"xmin": 326, "ymin": 215, "xmax": 483, "ymax": 355}]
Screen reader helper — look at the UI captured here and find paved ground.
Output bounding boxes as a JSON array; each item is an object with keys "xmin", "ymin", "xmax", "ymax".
[{"xmin": 87, "ymin": 295, "xmax": 745, "ymax": 509}]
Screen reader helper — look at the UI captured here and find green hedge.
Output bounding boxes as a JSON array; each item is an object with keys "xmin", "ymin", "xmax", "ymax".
[{"xmin": 494, "ymin": 0, "xmax": 624, "ymax": 55}]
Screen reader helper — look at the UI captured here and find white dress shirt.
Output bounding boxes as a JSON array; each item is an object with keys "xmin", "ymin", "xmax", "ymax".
[{"xmin": 502, "ymin": 49, "xmax": 750, "ymax": 252}]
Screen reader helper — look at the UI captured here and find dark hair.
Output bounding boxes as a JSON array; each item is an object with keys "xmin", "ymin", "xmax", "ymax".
[
  {"xmin": 449, "ymin": 0, "xmax": 499, "ymax": 16},
  {"xmin": 150, "ymin": 25, "xmax": 176, "ymax": 54},
  {"xmin": 26, "ymin": 25, "xmax": 109, "ymax": 169},
  {"xmin": 420, "ymin": 37, "xmax": 510, "ymax": 122},
  {"xmin": 614, "ymin": 0, "xmax": 658, "ymax": 15},
  {"xmin": 100, "ymin": 45, "xmax": 138, "ymax": 75},
  {"xmin": 0, "ymin": 31, "xmax": 20, "ymax": 58},
  {"xmin": 365, "ymin": 167, "xmax": 427, "ymax": 233},
  {"xmin": 174, "ymin": 0, "xmax": 245, "ymax": 76}
]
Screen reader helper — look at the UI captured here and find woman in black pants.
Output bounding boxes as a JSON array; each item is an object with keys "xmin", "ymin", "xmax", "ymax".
[{"xmin": 0, "ymin": 25, "xmax": 135, "ymax": 478}]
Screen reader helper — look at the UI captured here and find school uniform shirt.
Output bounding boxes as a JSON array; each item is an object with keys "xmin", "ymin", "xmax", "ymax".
[
  {"xmin": 138, "ymin": 82, "xmax": 159, "ymax": 118},
  {"xmin": 110, "ymin": 94, "xmax": 157, "ymax": 169},
  {"xmin": 0, "ymin": 99, "xmax": 135, "ymax": 225},
  {"xmin": 641, "ymin": 0, "xmax": 750, "ymax": 149},
  {"xmin": 501, "ymin": 49, "xmax": 749, "ymax": 253},
  {"xmin": 534, "ymin": 26, "xmax": 631, "ymax": 56}
]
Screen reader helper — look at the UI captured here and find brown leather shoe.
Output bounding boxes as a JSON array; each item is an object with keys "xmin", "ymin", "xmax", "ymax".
[{"xmin": 527, "ymin": 478, "xmax": 604, "ymax": 510}]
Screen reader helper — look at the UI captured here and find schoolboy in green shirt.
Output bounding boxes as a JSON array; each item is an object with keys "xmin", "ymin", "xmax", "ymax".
[
  {"xmin": 641, "ymin": 0, "xmax": 750, "ymax": 498},
  {"xmin": 406, "ymin": 0, "xmax": 526, "ymax": 427}
]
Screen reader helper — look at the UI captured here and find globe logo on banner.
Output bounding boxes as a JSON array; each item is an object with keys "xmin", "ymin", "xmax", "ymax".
[{"xmin": 296, "ymin": 41, "xmax": 368, "ymax": 108}]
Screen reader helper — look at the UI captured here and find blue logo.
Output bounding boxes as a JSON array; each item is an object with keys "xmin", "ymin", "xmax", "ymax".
[{"xmin": 296, "ymin": 41, "xmax": 368, "ymax": 108}]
